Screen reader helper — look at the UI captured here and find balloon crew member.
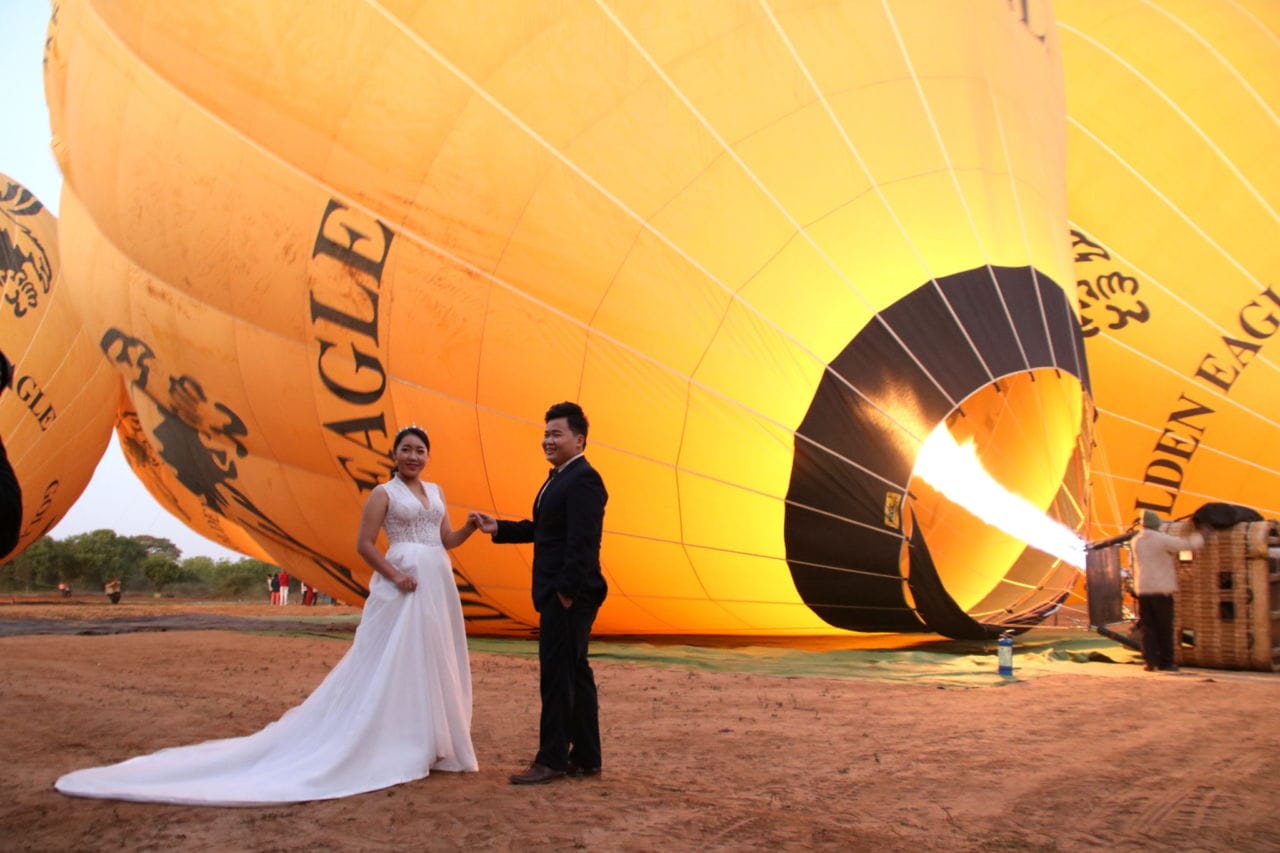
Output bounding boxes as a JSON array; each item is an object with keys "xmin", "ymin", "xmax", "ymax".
[
  {"xmin": 1131, "ymin": 510, "xmax": 1205, "ymax": 672},
  {"xmin": 473, "ymin": 402, "xmax": 609, "ymax": 784},
  {"xmin": 0, "ymin": 352, "xmax": 21, "ymax": 559}
]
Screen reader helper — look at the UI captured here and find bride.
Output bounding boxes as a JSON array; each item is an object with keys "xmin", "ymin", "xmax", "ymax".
[{"xmin": 55, "ymin": 425, "xmax": 480, "ymax": 804}]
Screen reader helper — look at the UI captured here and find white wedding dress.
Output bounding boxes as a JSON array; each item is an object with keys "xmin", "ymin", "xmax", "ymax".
[{"xmin": 55, "ymin": 477, "xmax": 478, "ymax": 805}]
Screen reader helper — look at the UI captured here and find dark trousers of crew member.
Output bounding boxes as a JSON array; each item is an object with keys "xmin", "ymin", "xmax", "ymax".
[
  {"xmin": 535, "ymin": 597, "xmax": 601, "ymax": 772},
  {"xmin": 1138, "ymin": 593, "xmax": 1176, "ymax": 669}
]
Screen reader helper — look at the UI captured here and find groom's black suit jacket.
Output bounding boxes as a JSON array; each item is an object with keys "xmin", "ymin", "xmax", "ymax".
[{"xmin": 493, "ymin": 456, "xmax": 608, "ymax": 611}]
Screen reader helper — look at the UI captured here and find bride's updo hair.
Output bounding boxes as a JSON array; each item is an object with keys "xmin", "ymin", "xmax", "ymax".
[
  {"xmin": 390, "ymin": 425, "xmax": 430, "ymax": 479},
  {"xmin": 393, "ymin": 425, "xmax": 430, "ymax": 452}
]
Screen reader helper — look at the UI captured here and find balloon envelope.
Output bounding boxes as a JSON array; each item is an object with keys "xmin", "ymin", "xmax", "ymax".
[
  {"xmin": 48, "ymin": 0, "xmax": 1090, "ymax": 637},
  {"xmin": 0, "ymin": 173, "xmax": 120, "ymax": 557}
]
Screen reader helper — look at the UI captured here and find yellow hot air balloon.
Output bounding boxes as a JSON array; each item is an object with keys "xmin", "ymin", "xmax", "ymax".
[
  {"xmin": 1059, "ymin": 0, "xmax": 1280, "ymax": 536},
  {"xmin": 46, "ymin": 0, "xmax": 1086, "ymax": 637},
  {"xmin": 0, "ymin": 173, "xmax": 121, "ymax": 557}
]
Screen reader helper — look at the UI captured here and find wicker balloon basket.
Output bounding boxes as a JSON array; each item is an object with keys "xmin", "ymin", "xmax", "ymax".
[{"xmin": 1172, "ymin": 520, "xmax": 1279, "ymax": 672}]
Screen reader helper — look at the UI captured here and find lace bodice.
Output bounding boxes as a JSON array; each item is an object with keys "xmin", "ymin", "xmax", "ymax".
[{"xmin": 382, "ymin": 477, "xmax": 444, "ymax": 547}]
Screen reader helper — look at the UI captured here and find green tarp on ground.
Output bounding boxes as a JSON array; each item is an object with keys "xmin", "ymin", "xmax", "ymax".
[{"xmin": 468, "ymin": 630, "xmax": 1153, "ymax": 688}]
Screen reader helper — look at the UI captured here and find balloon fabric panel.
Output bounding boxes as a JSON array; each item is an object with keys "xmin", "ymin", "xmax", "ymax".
[{"xmin": 1060, "ymin": 0, "xmax": 1280, "ymax": 533}]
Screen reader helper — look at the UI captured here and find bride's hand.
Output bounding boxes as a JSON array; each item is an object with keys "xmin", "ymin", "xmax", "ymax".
[{"xmin": 392, "ymin": 571, "xmax": 417, "ymax": 592}]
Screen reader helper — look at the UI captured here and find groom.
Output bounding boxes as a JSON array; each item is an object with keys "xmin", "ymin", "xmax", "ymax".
[{"xmin": 474, "ymin": 401, "xmax": 608, "ymax": 784}]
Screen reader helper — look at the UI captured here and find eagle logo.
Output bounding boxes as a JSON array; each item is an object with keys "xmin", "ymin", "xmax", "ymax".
[{"xmin": 1, "ymin": 181, "xmax": 54, "ymax": 319}]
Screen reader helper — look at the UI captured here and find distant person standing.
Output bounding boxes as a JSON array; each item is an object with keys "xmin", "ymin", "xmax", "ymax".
[
  {"xmin": 0, "ymin": 352, "xmax": 22, "ymax": 560},
  {"xmin": 104, "ymin": 578, "xmax": 122, "ymax": 605},
  {"xmin": 1132, "ymin": 510, "xmax": 1205, "ymax": 672},
  {"xmin": 473, "ymin": 401, "xmax": 609, "ymax": 785},
  {"xmin": 278, "ymin": 570, "xmax": 291, "ymax": 606},
  {"xmin": 269, "ymin": 573, "xmax": 281, "ymax": 606}
]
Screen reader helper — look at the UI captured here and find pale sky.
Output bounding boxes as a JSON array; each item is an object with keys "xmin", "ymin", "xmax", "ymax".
[{"xmin": 1, "ymin": 0, "xmax": 248, "ymax": 562}]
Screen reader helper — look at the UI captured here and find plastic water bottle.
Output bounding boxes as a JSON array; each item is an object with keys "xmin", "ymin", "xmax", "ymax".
[{"xmin": 997, "ymin": 631, "xmax": 1014, "ymax": 677}]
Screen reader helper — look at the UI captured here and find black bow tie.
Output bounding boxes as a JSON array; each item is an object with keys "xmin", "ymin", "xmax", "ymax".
[{"xmin": 536, "ymin": 467, "xmax": 557, "ymax": 509}]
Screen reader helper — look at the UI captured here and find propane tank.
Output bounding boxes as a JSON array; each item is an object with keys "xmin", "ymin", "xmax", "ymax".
[{"xmin": 997, "ymin": 631, "xmax": 1014, "ymax": 677}]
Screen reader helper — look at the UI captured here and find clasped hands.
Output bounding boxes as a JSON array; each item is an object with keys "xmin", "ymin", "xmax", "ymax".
[{"xmin": 468, "ymin": 511, "xmax": 498, "ymax": 534}]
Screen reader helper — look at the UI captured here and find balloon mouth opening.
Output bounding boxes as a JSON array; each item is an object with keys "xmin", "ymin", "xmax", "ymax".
[{"xmin": 905, "ymin": 369, "xmax": 1089, "ymax": 630}]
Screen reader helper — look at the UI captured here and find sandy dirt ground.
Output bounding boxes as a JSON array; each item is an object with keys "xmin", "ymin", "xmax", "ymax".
[{"xmin": 0, "ymin": 598, "xmax": 1277, "ymax": 852}]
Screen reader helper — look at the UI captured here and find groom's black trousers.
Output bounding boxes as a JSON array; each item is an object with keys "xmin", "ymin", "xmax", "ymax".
[{"xmin": 535, "ymin": 597, "xmax": 601, "ymax": 772}]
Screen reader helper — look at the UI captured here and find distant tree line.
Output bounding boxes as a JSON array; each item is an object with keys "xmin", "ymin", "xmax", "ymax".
[{"xmin": 0, "ymin": 529, "xmax": 279, "ymax": 599}]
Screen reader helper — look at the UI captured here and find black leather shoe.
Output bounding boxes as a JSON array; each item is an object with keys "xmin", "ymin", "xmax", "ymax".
[
  {"xmin": 567, "ymin": 760, "xmax": 602, "ymax": 778},
  {"xmin": 509, "ymin": 763, "xmax": 566, "ymax": 785}
]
